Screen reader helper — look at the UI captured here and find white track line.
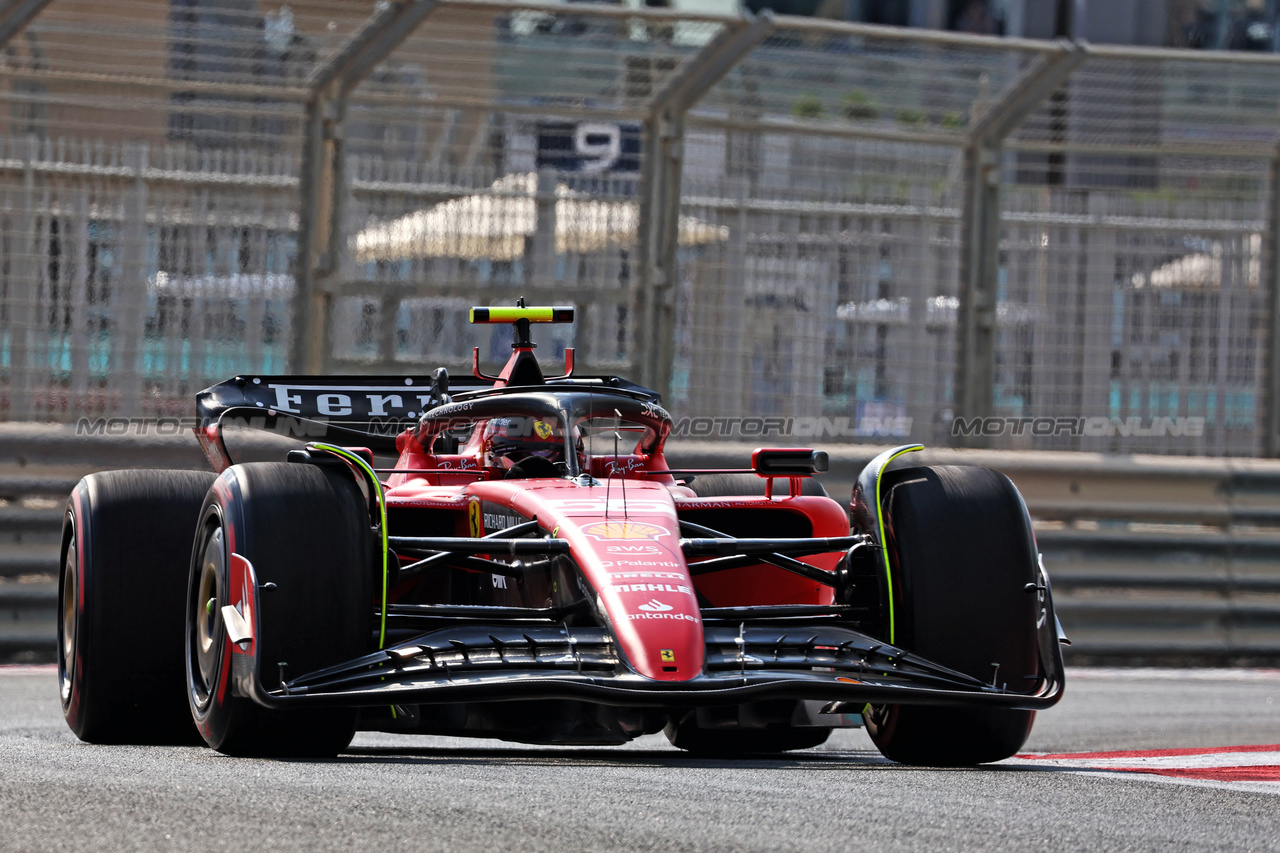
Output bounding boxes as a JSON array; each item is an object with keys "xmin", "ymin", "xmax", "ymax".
[
  {"xmin": 1065, "ymin": 667, "xmax": 1280, "ymax": 681},
  {"xmin": 0, "ymin": 664, "xmax": 56, "ymax": 675},
  {"xmin": 1010, "ymin": 745, "xmax": 1280, "ymax": 796}
]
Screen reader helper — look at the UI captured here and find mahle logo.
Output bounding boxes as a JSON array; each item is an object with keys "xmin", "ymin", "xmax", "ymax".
[{"xmin": 582, "ymin": 521, "xmax": 669, "ymax": 540}]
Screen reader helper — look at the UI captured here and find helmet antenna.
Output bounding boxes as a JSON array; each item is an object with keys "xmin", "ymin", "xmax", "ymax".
[{"xmin": 615, "ymin": 408, "xmax": 628, "ymax": 519}]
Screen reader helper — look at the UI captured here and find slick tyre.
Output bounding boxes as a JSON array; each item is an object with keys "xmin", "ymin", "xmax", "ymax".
[
  {"xmin": 60, "ymin": 470, "xmax": 216, "ymax": 744},
  {"xmin": 865, "ymin": 465, "xmax": 1039, "ymax": 766},
  {"xmin": 687, "ymin": 472, "xmax": 828, "ymax": 498},
  {"xmin": 186, "ymin": 462, "xmax": 374, "ymax": 757}
]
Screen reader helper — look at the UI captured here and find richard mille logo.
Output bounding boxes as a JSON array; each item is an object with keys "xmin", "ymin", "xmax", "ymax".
[{"xmin": 637, "ymin": 599, "xmax": 673, "ymax": 612}]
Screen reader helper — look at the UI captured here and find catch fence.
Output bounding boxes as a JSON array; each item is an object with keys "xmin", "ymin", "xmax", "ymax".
[{"xmin": 1, "ymin": 0, "xmax": 1279, "ymax": 456}]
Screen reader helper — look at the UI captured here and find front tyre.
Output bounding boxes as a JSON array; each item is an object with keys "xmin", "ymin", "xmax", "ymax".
[
  {"xmin": 60, "ymin": 470, "xmax": 215, "ymax": 744},
  {"xmin": 186, "ymin": 462, "xmax": 374, "ymax": 757},
  {"xmin": 865, "ymin": 465, "xmax": 1039, "ymax": 766}
]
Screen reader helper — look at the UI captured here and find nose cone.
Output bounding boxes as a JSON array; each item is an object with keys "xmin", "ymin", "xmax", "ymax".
[
  {"xmin": 571, "ymin": 518, "xmax": 704, "ymax": 681},
  {"xmin": 518, "ymin": 487, "xmax": 705, "ymax": 681},
  {"xmin": 599, "ymin": 575, "xmax": 704, "ymax": 680}
]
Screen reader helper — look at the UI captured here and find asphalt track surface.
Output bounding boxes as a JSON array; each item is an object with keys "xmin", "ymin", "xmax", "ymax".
[{"xmin": 1, "ymin": 667, "xmax": 1278, "ymax": 852}]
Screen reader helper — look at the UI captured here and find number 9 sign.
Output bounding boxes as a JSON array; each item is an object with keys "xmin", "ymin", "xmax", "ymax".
[{"xmin": 574, "ymin": 122, "xmax": 622, "ymax": 173}]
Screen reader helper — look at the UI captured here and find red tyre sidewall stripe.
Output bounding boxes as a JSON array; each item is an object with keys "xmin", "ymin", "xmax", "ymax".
[
  {"xmin": 211, "ymin": 477, "xmax": 237, "ymax": 708},
  {"xmin": 65, "ymin": 486, "xmax": 88, "ymax": 724}
]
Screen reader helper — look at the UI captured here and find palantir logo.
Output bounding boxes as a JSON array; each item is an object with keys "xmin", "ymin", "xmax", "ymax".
[{"xmin": 637, "ymin": 599, "xmax": 673, "ymax": 612}]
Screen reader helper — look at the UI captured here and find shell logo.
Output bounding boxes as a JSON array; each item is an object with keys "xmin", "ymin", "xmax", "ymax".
[{"xmin": 582, "ymin": 521, "xmax": 669, "ymax": 540}]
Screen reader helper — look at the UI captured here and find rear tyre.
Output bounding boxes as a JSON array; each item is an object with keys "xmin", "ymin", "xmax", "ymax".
[
  {"xmin": 59, "ymin": 470, "xmax": 216, "ymax": 744},
  {"xmin": 865, "ymin": 465, "xmax": 1039, "ymax": 766},
  {"xmin": 670, "ymin": 472, "xmax": 831, "ymax": 755},
  {"xmin": 185, "ymin": 462, "xmax": 374, "ymax": 757},
  {"xmin": 687, "ymin": 472, "xmax": 827, "ymax": 498}
]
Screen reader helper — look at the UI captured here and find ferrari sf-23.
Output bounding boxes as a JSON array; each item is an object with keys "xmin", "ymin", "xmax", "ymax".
[{"xmin": 59, "ymin": 304, "xmax": 1066, "ymax": 765}]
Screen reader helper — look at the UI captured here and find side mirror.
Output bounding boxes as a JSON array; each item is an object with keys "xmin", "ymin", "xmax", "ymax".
[
  {"xmin": 431, "ymin": 366, "xmax": 450, "ymax": 396},
  {"xmin": 752, "ymin": 447, "xmax": 829, "ymax": 477}
]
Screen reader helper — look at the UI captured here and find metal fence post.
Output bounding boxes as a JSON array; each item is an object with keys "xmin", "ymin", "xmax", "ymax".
[
  {"xmin": 953, "ymin": 40, "xmax": 1087, "ymax": 448},
  {"xmin": 8, "ymin": 134, "xmax": 37, "ymax": 418},
  {"xmin": 114, "ymin": 141, "xmax": 148, "ymax": 417},
  {"xmin": 0, "ymin": 4, "xmax": 56, "ymax": 419},
  {"xmin": 634, "ymin": 11, "xmax": 775, "ymax": 400},
  {"xmin": 532, "ymin": 167, "xmax": 558, "ymax": 289},
  {"xmin": 292, "ymin": 92, "xmax": 338, "ymax": 374},
  {"xmin": 69, "ymin": 188, "xmax": 89, "ymax": 399},
  {"xmin": 0, "ymin": 0, "xmax": 53, "ymax": 47},
  {"xmin": 636, "ymin": 108, "xmax": 684, "ymax": 394},
  {"xmin": 955, "ymin": 141, "xmax": 1000, "ymax": 447},
  {"xmin": 1263, "ymin": 143, "xmax": 1280, "ymax": 456},
  {"xmin": 292, "ymin": 0, "xmax": 442, "ymax": 374}
]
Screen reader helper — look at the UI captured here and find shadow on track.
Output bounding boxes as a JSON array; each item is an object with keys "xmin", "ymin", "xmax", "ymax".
[{"xmin": 332, "ymin": 745, "xmax": 1028, "ymax": 773}]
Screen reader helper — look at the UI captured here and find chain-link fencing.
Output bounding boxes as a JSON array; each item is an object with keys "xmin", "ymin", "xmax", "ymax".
[
  {"xmin": 2, "ymin": 1, "xmax": 1280, "ymax": 457},
  {"xmin": 0, "ymin": 0, "xmax": 368, "ymax": 419}
]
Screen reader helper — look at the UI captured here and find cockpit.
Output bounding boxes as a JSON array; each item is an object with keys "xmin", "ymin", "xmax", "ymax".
[{"xmin": 409, "ymin": 390, "xmax": 673, "ymax": 482}]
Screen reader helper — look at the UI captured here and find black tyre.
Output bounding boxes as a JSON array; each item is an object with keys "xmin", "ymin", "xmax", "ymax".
[
  {"xmin": 186, "ymin": 462, "xmax": 374, "ymax": 757},
  {"xmin": 59, "ymin": 470, "xmax": 216, "ymax": 744},
  {"xmin": 864, "ymin": 465, "xmax": 1039, "ymax": 766},
  {"xmin": 688, "ymin": 472, "xmax": 828, "ymax": 498},
  {"xmin": 670, "ymin": 472, "xmax": 831, "ymax": 755}
]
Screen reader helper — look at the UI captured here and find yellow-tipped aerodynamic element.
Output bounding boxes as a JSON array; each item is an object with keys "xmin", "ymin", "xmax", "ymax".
[{"xmin": 470, "ymin": 306, "xmax": 574, "ymax": 324}]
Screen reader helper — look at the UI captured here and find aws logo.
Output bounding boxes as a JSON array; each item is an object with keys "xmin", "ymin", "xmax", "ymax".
[
  {"xmin": 604, "ymin": 545, "xmax": 662, "ymax": 556},
  {"xmin": 582, "ymin": 521, "xmax": 669, "ymax": 541}
]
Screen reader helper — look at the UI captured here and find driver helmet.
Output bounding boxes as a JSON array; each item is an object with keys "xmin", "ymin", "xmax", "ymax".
[{"xmin": 482, "ymin": 417, "xmax": 582, "ymax": 470}]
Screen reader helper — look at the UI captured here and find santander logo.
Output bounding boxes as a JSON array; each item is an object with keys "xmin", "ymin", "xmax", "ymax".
[{"xmin": 637, "ymin": 599, "xmax": 673, "ymax": 612}]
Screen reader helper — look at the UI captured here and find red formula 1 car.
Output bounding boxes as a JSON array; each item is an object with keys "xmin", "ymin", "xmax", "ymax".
[{"xmin": 58, "ymin": 304, "xmax": 1065, "ymax": 765}]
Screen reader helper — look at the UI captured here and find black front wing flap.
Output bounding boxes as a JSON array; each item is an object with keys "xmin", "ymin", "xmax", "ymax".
[{"xmin": 237, "ymin": 621, "xmax": 1064, "ymax": 712}]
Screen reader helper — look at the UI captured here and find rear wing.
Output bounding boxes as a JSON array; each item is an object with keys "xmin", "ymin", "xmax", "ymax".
[
  {"xmin": 194, "ymin": 371, "xmax": 479, "ymax": 468},
  {"xmin": 193, "ymin": 370, "xmax": 661, "ymax": 471}
]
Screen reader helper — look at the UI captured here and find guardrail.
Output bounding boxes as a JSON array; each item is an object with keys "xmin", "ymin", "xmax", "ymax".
[
  {"xmin": 4, "ymin": 428, "xmax": 1280, "ymax": 663},
  {"xmin": 669, "ymin": 442, "xmax": 1280, "ymax": 663}
]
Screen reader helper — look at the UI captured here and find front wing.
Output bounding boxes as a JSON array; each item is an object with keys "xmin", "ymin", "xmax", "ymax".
[{"xmin": 233, "ymin": 620, "xmax": 1065, "ymax": 713}]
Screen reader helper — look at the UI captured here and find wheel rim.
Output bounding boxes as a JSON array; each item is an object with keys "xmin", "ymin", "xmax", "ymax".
[
  {"xmin": 188, "ymin": 523, "xmax": 225, "ymax": 711},
  {"xmin": 58, "ymin": 527, "xmax": 77, "ymax": 705}
]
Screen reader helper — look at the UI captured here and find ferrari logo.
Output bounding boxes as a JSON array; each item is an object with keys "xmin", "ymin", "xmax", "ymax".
[
  {"xmin": 468, "ymin": 499, "xmax": 484, "ymax": 538},
  {"xmin": 533, "ymin": 420, "xmax": 555, "ymax": 440},
  {"xmin": 660, "ymin": 649, "xmax": 676, "ymax": 663}
]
